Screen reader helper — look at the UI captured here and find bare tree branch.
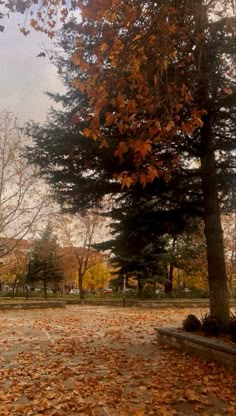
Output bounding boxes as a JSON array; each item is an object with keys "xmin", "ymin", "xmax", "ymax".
[{"xmin": 0, "ymin": 111, "xmax": 51, "ymax": 259}]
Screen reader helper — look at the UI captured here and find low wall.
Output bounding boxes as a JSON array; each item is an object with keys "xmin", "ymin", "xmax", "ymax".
[
  {"xmin": 0, "ymin": 301, "xmax": 66, "ymax": 310},
  {"xmin": 67, "ymin": 299, "xmax": 236, "ymax": 309},
  {"xmin": 0, "ymin": 298, "xmax": 235, "ymax": 310},
  {"xmin": 156, "ymin": 327, "xmax": 236, "ymax": 371},
  {"xmin": 66, "ymin": 299, "xmax": 211, "ymax": 307}
]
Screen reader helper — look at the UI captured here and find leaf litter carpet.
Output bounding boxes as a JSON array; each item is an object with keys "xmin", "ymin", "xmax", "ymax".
[{"xmin": 0, "ymin": 305, "xmax": 235, "ymax": 416}]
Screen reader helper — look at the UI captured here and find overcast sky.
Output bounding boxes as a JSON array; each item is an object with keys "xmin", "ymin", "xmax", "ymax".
[{"xmin": 0, "ymin": 13, "xmax": 64, "ymax": 124}]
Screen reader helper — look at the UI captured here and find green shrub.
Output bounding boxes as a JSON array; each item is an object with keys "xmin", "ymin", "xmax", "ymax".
[
  {"xmin": 201, "ymin": 313, "xmax": 221, "ymax": 336},
  {"xmin": 183, "ymin": 314, "xmax": 202, "ymax": 332}
]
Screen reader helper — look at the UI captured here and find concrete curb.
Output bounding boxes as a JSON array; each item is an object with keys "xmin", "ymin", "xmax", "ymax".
[
  {"xmin": 66, "ymin": 299, "xmax": 236, "ymax": 309},
  {"xmin": 155, "ymin": 327, "xmax": 236, "ymax": 371},
  {"xmin": 0, "ymin": 298, "xmax": 235, "ymax": 310},
  {"xmin": 0, "ymin": 301, "xmax": 66, "ymax": 310}
]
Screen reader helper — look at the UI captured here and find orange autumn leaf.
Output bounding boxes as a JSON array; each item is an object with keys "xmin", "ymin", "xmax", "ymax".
[
  {"xmin": 165, "ymin": 120, "xmax": 175, "ymax": 132},
  {"xmin": 117, "ymin": 94, "xmax": 126, "ymax": 110},
  {"xmin": 147, "ymin": 166, "xmax": 159, "ymax": 181},
  {"xmin": 72, "ymin": 52, "xmax": 81, "ymax": 65},
  {"xmin": 149, "ymin": 123, "xmax": 161, "ymax": 137},
  {"xmin": 105, "ymin": 112, "xmax": 117, "ymax": 126},
  {"xmin": 127, "ymin": 99, "xmax": 137, "ymax": 113},
  {"xmin": 133, "ymin": 140, "xmax": 152, "ymax": 159},
  {"xmin": 121, "ymin": 174, "xmax": 133, "ymax": 189},
  {"xmin": 140, "ymin": 172, "xmax": 147, "ymax": 187},
  {"xmin": 82, "ymin": 128, "xmax": 92, "ymax": 138},
  {"xmin": 114, "ymin": 141, "xmax": 128, "ymax": 159},
  {"xmin": 101, "ymin": 42, "xmax": 108, "ymax": 52},
  {"xmin": 169, "ymin": 24, "xmax": 177, "ymax": 33},
  {"xmin": 181, "ymin": 121, "xmax": 195, "ymax": 134},
  {"xmin": 133, "ymin": 34, "xmax": 142, "ymax": 41},
  {"xmin": 194, "ymin": 117, "xmax": 204, "ymax": 128},
  {"xmin": 71, "ymin": 79, "xmax": 86, "ymax": 93}
]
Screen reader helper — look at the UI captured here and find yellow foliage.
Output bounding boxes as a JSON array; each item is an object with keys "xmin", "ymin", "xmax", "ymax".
[
  {"xmin": 1, "ymin": 250, "xmax": 28, "ymax": 285},
  {"xmin": 83, "ymin": 262, "xmax": 111, "ymax": 291}
]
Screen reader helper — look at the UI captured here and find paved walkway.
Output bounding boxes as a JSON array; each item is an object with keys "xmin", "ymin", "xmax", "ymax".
[{"xmin": 0, "ymin": 306, "xmax": 235, "ymax": 416}]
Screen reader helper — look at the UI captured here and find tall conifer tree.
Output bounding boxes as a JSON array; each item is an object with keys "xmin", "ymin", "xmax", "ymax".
[{"xmin": 26, "ymin": 2, "xmax": 235, "ymax": 326}]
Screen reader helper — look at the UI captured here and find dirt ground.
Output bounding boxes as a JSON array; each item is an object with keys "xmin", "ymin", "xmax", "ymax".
[{"xmin": 0, "ymin": 305, "xmax": 235, "ymax": 416}]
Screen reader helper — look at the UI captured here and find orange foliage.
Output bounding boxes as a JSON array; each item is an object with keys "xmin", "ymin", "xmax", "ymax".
[{"xmin": 13, "ymin": 0, "xmax": 225, "ymax": 187}]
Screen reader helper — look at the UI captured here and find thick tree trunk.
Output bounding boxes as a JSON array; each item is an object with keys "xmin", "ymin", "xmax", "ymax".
[
  {"xmin": 137, "ymin": 279, "xmax": 144, "ymax": 299},
  {"xmin": 169, "ymin": 263, "xmax": 174, "ymax": 290},
  {"xmin": 200, "ymin": 114, "xmax": 230, "ymax": 328},
  {"xmin": 164, "ymin": 273, "xmax": 173, "ymax": 294},
  {"xmin": 78, "ymin": 272, "xmax": 84, "ymax": 299},
  {"xmin": 43, "ymin": 281, "xmax": 47, "ymax": 299},
  {"xmin": 12, "ymin": 277, "xmax": 18, "ymax": 298},
  {"xmin": 165, "ymin": 238, "xmax": 176, "ymax": 293}
]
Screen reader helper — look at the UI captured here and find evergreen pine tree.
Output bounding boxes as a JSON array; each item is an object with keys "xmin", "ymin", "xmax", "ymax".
[
  {"xmin": 27, "ymin": 4, "xmax": 235, "ymax": 326},
  {"xmin": 28, "ymin": 223, "xmax": 64, "ymax": 298}
]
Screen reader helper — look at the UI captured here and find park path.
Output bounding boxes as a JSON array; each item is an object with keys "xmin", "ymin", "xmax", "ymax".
[{"xmin": 0, "ymin": 305, "xmax": 235, "ymax": 416}]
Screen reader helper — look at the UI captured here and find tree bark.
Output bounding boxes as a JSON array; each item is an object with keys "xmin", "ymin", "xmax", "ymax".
[
  {"xmin": 12, "ymin": 277, "xmax": 18, "ymax": 298},
  {"xmin": 200, "ymin": 114, "xmax": 230, "ymax": 328},
  {"xmin": 43, "ymin": 280, "xmax": 47, "ymax": 299},
  {"xmin": 166, "ymin": 237, "xmax": 176, "ymax": 293},
  {"xmin": 137, "ymin": 279, "xmax": 144, "ymax": 299},
  {"xmin": 194, "ymin": 0, "xmax": 230, "ymax": 328},
  {"xmin": 165, "ymin": 266, "xmax": 173, "ymax": 294},
  {"xmin": 78, "ymin": 272, "xmax": 84, "ymax": 299}
]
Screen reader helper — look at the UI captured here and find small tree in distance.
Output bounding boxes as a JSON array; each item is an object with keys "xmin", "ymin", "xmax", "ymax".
[
  {"xmin": 83, "ymin": 261, "xmax": 111, "ymax": 293},
  {"xmin": 27, "ymin": 222, "xmax": 64, "ymax": 298}
]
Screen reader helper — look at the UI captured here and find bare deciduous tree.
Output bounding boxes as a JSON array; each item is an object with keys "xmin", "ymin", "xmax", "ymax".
[
  {"xmin": 0, "ymin": 111, "xmax": 50, "ymax": 259},
  {"xmin": 58, "ymin": 211, "xmax": 104, "ymax": 298}
]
